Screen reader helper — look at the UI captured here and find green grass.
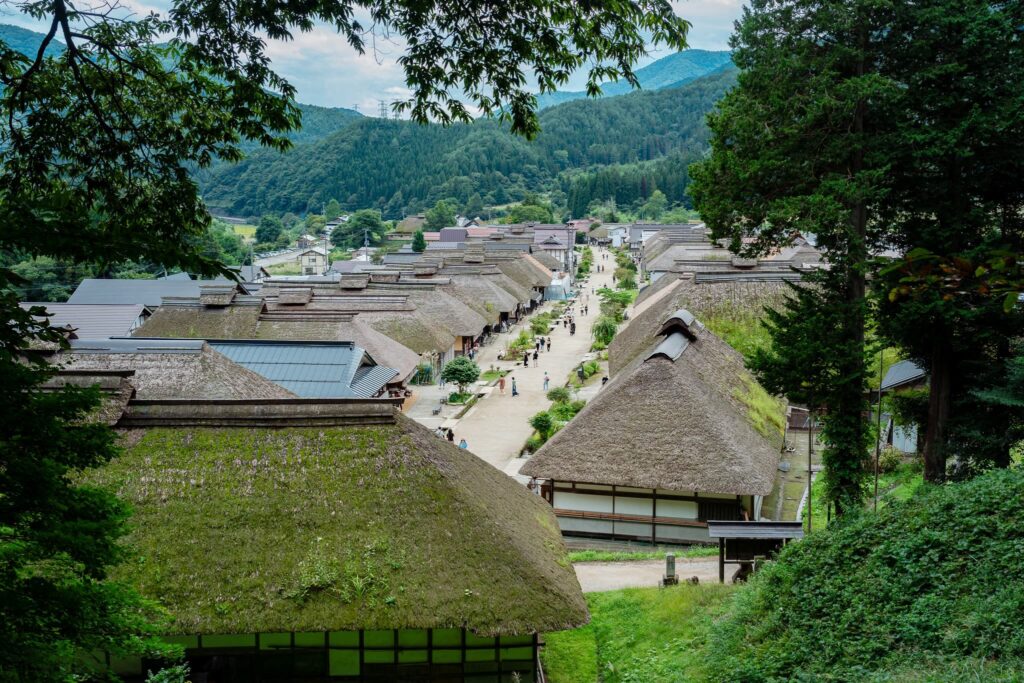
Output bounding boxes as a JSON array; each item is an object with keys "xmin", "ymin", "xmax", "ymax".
[
  {"xmin": 567, "ymin": 546, "xmax": 717, "ymax": 563},
  {"xmin": 480, "ymin": 369, "xmax": 508, "ymax": 382},
  {"xmin": 703, "ymin": 310, "xmax": 772, "ymax": 360},
  {"xmin": 543, "ymin": 584, "xmax": 737, "ymax": 683},
  {"xmin": 232, "ymin": 224, "xmax": 257, "ymax": 238},
  {"xmin": 266, "ymin": 261, "xmax": 302, "ymax": 275}
]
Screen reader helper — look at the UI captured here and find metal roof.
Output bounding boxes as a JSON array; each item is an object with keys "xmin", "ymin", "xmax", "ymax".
[
  {"xmin": 882, "ymin": 359, "xmax": 926, "ymax": 391},
  {"xmin": 20, "ymin": 303, "xmax": 148, "ymax": 339},
  {"xmin": 68, "ymin": 278, "xmax": 240, "ymax": 307},
  {"xmin": 207, "ymin": 340, "xmax": 396, "ymax": 398},
  {"xmin": 69, "ymin": 338, "xmax": 205, "ymax": 354},
  {"xmin": 706, "ymin": 521, "xmax": 805, "ymax": 539}
]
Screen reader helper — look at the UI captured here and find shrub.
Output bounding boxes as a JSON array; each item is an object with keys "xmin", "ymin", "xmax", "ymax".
[
  {"xmin": 583, "ymin": 360, "xmax": 601, "ymax": 378},
  {"xmin": 524, "ymin": 434, "xmax": 544, "ymax": 454},
  {"xmin": 529, "ymin": 411, "xmax": 554, "ymax": 440},
  {"xmin": 547, "ymin": 387, "xmax": 571, "ymax": 404},
  {"xmin": 530, "ymin": 318, "xmax": 550, "ymax": 335},
  {"xmin": 706, "ymin": 468, "xmax": 1024, "ymax": 681},
  {"xmin": 592, "ymin": 316, "xmax": 618, "ymax": 346},
  {"xmin": 878, "ymin": 446, "xmax": 903, "ymax": 473}
]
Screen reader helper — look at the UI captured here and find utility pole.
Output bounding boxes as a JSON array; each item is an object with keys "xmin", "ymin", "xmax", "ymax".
[
  {"xmin": 874, "ymin": 350, "xmax": 885, "ymax": 511},
  {"xmin": 378, "ymin": 100, "xmax": 388, "ymax": 118}
]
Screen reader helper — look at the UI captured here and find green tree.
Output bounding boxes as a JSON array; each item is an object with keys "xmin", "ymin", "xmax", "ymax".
[
  {"xmin": 411, "ymin": 230, "xmax": 427, "ymax": 253},
  {"xmin": 507, "ymin": 202, "xmax": 553, "ymax": 224},
  {"xmin": 254, "ymin": 214, "xmax": 284, "ymax": 244},
  {"xmin": 441, "ymin": 356, "xmax": 481, "ymax": 395},
  {"xmin": 464, "ymin": 193, "xmax": 484, "ymax": 218},
  {"xmin": 689, "ymin": 0, "xmax": 891, "ymax": 511},
  {"xmin": 304, "ymin": 214, "xmax": 327, "ymax": 235},
  {"xmin": 333, "ymin": 209, "xmax": 386, "ymax": 249},
  {"xmin": 871, "ymin": 0, "xmax": 1024, "ymax": 481},
  {"xmin": 0, "ymin": 0, "xmax": 689, "ymax": 676},
  {"xmin": 424, "ymin": 199, "xmax": 457, "ymax": 230},
  {"xmin": 324, "ymin": 198, "xmax": 342, "ymax": 219},
  {"xmin": 640, "ymin": 189, "xmax": 667, "ymax": 220}
]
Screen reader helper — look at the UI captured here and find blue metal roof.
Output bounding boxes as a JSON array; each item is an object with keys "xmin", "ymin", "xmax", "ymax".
[
  {"xmin": 207, "ymin": 340, "xmax": 395, "ymax": 398},
  {"xmin": 882, "ymin": 360, "xmax": 926, "ymax": 391}
]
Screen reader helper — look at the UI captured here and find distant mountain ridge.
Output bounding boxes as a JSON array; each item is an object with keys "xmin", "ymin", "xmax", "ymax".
[
  {"xmin": 536, "ymin": 49, "xmax": 733, "ymax": 109},
  {"xmin": 0, "ymin": 22, "xmax": 362, "ymax": 146}
]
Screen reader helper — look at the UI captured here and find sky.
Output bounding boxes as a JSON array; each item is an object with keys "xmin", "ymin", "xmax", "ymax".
[{"xmin": 1, "ymin": 0, "xmax": 744, "ymax": 113}]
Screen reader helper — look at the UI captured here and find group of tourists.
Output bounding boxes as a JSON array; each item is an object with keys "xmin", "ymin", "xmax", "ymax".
[
  {"xmin": 434, "ymin": 426, "xmax": 468, "ymax": 449},
  {"xmin": 497, "ymin": 374, "xmax": 519, "ymax": 397}
]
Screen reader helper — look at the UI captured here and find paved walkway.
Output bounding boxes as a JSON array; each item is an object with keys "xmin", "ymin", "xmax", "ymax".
[
  {"xmin": 448, "ymin": 248, "xmax": 617, "ymax": 476},
  {"xmin": 574, "ymin": 558, "xmax": 726, "ymax": 592}
]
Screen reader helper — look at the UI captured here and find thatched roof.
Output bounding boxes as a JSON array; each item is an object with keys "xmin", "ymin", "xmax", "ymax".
[
  {"xmin": 531, "ymin": 252, "xmax": 563, "ymax": 271},
  {"xmin": 79, "ymin": 402, "xmax": 587, "ymax": 636},
  {"xmin": 403, "ymin": 287, "xmax": 488, "ymax": 339},
  {"xmin": 56, "ymin": 339, "xmax": 295, "ymax": 400},
  {"xmin": 498, "ymin": 257, "xmax": 552, "ymax": 291},
  {"xmin": 488, "ymin": 271, "xmax": 533, "ymax": 305},
  {"xmin": 135, "ymin": 303, "xmax": 421, "ymax": 380},
  {"xmin": 609, "ymin": 276, "xmax": 791, "ymax": 376},
  {"xmin": 447, "ymin": 274, "xmax": 519, "ymax": 323},
  {"xmin": 522, "ymin": 312, "xmax": 782, "ymax": 495}
]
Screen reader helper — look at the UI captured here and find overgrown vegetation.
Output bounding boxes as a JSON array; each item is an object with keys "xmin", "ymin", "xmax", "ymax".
[
  {"xmin": 733, "ymin": 375, "xmax": 786, "ymax": 442},
  {"xmin": 709, "ymin": 468, "xmax": 1024, "ymax": 681},
  {"xmin": 566, "ymin": 546, "xmax": 716, "ymax": 563},
  {"xmin": 523, "ymin": 390, "xmax": 587, "ymax": 453},
  {"xmin": 543, "ymin": 584, "xmax": 736, "ymax": 683}
]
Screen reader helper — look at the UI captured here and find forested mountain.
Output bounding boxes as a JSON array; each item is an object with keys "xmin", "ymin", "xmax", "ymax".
[
  {"xmin": 535, "ymin": 49, "xmax": 733, "ymax": 109},
  {"xmin": 202, "ymin": 68, "xmax": 737, "ymax": 218},
  {"xmin": 0, "ymin": 24, "xmax": 63, "ymax": 59}
]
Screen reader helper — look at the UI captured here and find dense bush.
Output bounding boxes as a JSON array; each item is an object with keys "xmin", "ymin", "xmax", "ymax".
[
  {"xmin": 592, "ymin": 316, "xmax": 619, "ymax": 346},
  {"xmin": 547, "ymin": 387, "xmax": 571, "ymax": 404},
  {"xmin": 706, "ymin": 468, "xmax": 1024, "ymax": 681}
]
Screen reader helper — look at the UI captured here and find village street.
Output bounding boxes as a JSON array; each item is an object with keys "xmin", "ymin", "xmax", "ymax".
[{"xmin": 408, "ymin": 247, "xmax": 619, "ymax": 477}]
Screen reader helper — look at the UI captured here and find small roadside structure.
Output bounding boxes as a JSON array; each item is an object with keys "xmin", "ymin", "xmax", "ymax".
[{"xmin": 707, "ymin": 520, "xmax": 804, "ymax": 583}]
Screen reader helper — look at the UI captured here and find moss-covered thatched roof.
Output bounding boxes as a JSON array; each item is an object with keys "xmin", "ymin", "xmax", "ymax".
[
  {"xmin": 82, "ymin": 405, "xmax": 586, "ymax": 636},
  {"xmin": 522, "ymin": 313, "xmax": 782, "ymax": 495},
  {"xmin": 609, "ymin": 277, "xmax": 790, "ymax": 376}
]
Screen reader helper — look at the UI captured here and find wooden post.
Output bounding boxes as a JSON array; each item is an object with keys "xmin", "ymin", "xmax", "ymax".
[{"xmin": 718, "ymin": 537, "xmax": 725, "ymax": 584}]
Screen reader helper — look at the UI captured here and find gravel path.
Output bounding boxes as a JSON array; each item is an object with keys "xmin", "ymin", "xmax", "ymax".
[{"xmin": 574, "ymin": 558, "xmax": 726, "ymax": 592}]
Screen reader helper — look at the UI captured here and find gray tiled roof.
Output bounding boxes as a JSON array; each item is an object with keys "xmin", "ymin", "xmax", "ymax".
[
  {"xmin": 21, "ymin": 303, "xmax": 149, "ymax": 339},
  {"xmin": 68, "ymin": 278, "xmax": 237, "ymax": 307},
  {"xmin": 207, "ymin": 340, "xmax": 397, "ymax": 398}
]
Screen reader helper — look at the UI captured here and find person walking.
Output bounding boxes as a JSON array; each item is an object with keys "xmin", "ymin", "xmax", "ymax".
[
  {"xmin": 458, "ymin": 438, "xmax": 468, "ymax": 449},
  {"xmin": 546, "ymin": 337, "xmax": 551, "ymax": 352},
  {"xmin": 532, "ymin": 350, "xmax": 539, "ymax": 365},
  {"xmin": 570, "ymin": 322, "xmax": 576, "ymax": 336},
  {"xmin": 446, "ymin": 429, "xmax": 455, "ymax": 443},
  {"xmin": 543, "ymin": 372, "xmax": 550, "ymax": 391},
  {"xmin": 511, "ymin": 377, "xmax": 519, "ymax": 397},
  {"xmin": 498, "ymin": 375, "xmax": 506, "ymax": 395}
]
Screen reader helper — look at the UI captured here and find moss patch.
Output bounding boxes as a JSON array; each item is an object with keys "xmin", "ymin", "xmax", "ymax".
[
  {"xmin": 81, "ymin": 416, "xmax": 587, "ymax": 636},
  {"xmin": 734, "ymin": 374, "xmax": 786, "ymax": 443}
]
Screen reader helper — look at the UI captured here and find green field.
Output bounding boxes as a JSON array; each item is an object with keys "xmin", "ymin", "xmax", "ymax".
[{"xmin": 232, "ymin": 224, "xmax": 257, "ymax": 238}]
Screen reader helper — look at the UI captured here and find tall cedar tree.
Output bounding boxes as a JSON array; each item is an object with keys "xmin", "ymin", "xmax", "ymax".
[
  {"xmin": 0, "ymin": 0, "xmax": 689, "ymax": 678},
  {"xmin": 411, "ymin": 230, "xmax": 427, "ymax": 253},
  {"xmin": 874, "ymin": 0, "xmax": 1024, "ymax": 480},
  {"xmin": 690, "ymin": 0, "xmax": 894, "ymax": 512}
]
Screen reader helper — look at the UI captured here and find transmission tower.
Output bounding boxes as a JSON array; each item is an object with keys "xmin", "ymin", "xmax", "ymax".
[{"xmin": 378, "ymin": 100, "xmax": 388, "ymax": 118}]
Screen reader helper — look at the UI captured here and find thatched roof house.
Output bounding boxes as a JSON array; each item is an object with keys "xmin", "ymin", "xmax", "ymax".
[
  {"xmin": 610, "ymin": 275, "xmax": 792, "ymax": 376},
  {"xmin": 522, "ymin": 309, "xmax": 784, "ymax": 544},
  {"xmin": 80, "ymin": 398, "xmax": 587, "ymax": 681}
]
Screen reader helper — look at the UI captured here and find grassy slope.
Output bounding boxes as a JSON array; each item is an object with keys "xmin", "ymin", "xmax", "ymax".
[
  {"xmin": 543, "ymin": 584, "xmax": 736, "ymax": 683},
  {"xmin": 709, "ymin": 467, "xmax": 1024, "ymax": 681}
]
